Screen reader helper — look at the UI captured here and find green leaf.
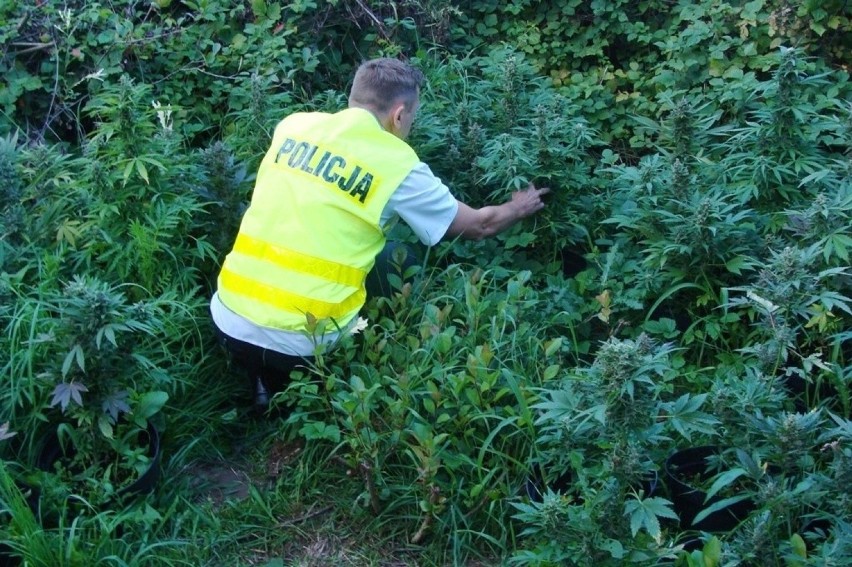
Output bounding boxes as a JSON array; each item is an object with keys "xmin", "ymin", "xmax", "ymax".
[
  {"xmin": 723, "ymin": 67, "xmax": 743, "ymax": 79},
  {"xmin": 135, "ymin": 159, "xmax": 149, "ymax": 184},
  {"xmin": 624, "ymin": 495, "xmax": 678, "ymax": 541},
  {"xmin": 298, "ymin": 422, "xmax": 340, "ymax": 442},
  {"xmin": 725, "ymin": 255, "xmax": 747, "ymax": 275},
  {"xmin": 601, "ymin": 538, "xmax": 625, "ymax": 558},
  {"xmin": 231, "ymin": 33, "xmax": 247, "ymax": 49},
  {"xmin": 122, "ymin": 160, "xmax": 135, "ymax": 186},
  {"xmin": 267, "ymin": 2, "xmax": 282, "ymax": 21},
  {"xmin": 789, "ymin": 533, "xmax": 807, "ymax": 559},
  {"xmin": 642, "ymin": 496, "xmax": 679, "ymax": 520},
  {"xmin": 827, "ymin": 234, "xmax": 850, "ymax": 262},
  {"xmin": 102, "ymin": 325, "xmax": 117, "ymax": 348},
  {"xmin": 704, "ymin": 467, "xmax": 747, "ymax": 501},
  {"xmin": 543, "ymin": 364, "xmax": 560, "ymax": 381},
  {"xmin": 350, "ymin": 375, "xmax": 365, "ymax": 392},
  {"xmin": 703, "ymin": 536, "xmax": 722, "ymax": 564},
  {"xmin": 136, "ymin": 391, "xmax": 169, "ymax": 420},
  {"xmin": 103, "ymin": 390, "xmax": 131, "ymax": 421},
  {"xmin": 60, "ymin": 344, "xmax": 86, "ymax": 377},
  {"xmin": 663, "ymin": 393, "xmax": 719, "ymax": 441},
  {"xmin": 798, "ymin": 169, "xmax": 831, "ymax": 187},
  {"xmin": 250, "ymin": 0, "xmax": 267, "ymax": 18},
  {"xmin": 98, "ymin": 415, "xmax": 114, "ymax": 439},
  {"xmin": 140, "ymin": 503, "xmax": 163, "ymax": 523},
  {"xmin": 544, "ymin": 337, "xmax": 563, "ymax": 357},
  {"xmin": 692, "ymin": 494, "xmax": 751, "ymax": 526}
]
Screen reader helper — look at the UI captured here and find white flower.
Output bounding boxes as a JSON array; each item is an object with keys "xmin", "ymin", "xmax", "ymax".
[
  {"xmin": 84, "ymin": 69, "xmax": 106, "ymax": 82},
  {"xmin": 72, "ymin": 69, "xmax": 106, "ymax": 89},
  {"xmin": 152, "ymin": 100, "xmax": 173, "ymax": 132},
  {"xmin": 55, "ymin": 8, "xmax": 72, "ymax": 33},
  {"xmin": 0, "ymin": 422, "xmax": 16, "ymax": 441},
  {"xmin": 349, "ymin": 317, "xmax": 369, "ymax": 335}
]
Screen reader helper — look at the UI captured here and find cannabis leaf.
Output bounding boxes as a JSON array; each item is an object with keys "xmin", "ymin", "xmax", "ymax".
[
  {"xmin": 50, "ymin": 381, "xmax": 89, "ymax": 413},
  {"xmin": 623, "ymin": 494, "xmax": 679, "ymax": 543},
  {"xmin": 102, "ymin": 389, "xmax": 131, "ymax": 421}
]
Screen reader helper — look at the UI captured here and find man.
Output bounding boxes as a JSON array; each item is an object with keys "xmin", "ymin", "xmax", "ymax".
[{"xmin": 211, "ymin": 58, "xmax": 549, "ymax": 409}]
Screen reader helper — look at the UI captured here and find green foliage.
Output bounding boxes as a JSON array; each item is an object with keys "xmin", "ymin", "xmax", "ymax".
[
  {"xmin": 281, "ymin": 266, "xmax": 558, "ymax": 556},
  {"xmin": 675, "ymin": 536, "xmax": 722, "ymax": 567},
  {"xmin": 0, "ymin": 0, "xmax": 464, "ymax": 145},
  {"xmin": 0, "ymin": 55, "xmax": 216, "ymax": 541},
  {"xmin": 1, "ymin": 0, "xmax": 315, "ymax": 142},
  {"xmin": 520, "ymin": 335, "xmax": 717, "ymax": 564},
  {"xmin": 449, "ymin": 0, "xmax": 851, "ymax": 149},
  {"xmin": 410, "ymin": 46, "xmax": 601, "ymax": 278},
  {"xmin": 0, "ymin": 1, "xmax": 850, "ymax": 564},
  {"xmin": 1, "ymin": 274, "xmax": 175, "ymax": 508}
]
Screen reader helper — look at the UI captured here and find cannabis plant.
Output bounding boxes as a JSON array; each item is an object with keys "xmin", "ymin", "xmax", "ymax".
[
  {"xmin": 716, "ymin": 47, "xmax": 843, "ymax": 208},
  {"xmin": 28, "ymin": 278, "xmax": 173, "ymax": 498},
  {"xmin": 518, "ymin": 335, "xmax": 718, "ymax": 564},
  {"xmin": 726, "ymin": 242, "xmax": 851, "ymax": 415},
  {"xmin": 678, "ymin": 392, "xmax": 850, "ymax": 565},
  {"xmin": 413, "ymin": 47, "xmax": 599, "ymax": 268},
  {"xmin": 4, "ymin": 275, "xmax": 176, "ymax": 511}
]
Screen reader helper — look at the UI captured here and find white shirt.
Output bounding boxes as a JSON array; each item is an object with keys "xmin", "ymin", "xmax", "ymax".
[{"xmin": 210, "ymin": 161, "xmax": 459, "ymax": 356}]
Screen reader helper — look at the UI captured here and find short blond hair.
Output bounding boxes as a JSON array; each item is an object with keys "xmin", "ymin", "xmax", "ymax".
[{"xmin": 348, "ymin": 58, "xmax": 425, "ymax": 114}]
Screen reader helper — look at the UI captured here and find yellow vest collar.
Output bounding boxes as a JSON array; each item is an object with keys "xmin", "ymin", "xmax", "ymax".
[{"xmin": 342, "ymin": 107, "xmax": 386, "ymax": 131}]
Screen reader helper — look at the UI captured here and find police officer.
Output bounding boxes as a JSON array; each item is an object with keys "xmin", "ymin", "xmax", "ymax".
[{"xmin": 211, "ymin": 58, "xmax": 549, "ymax": 409}]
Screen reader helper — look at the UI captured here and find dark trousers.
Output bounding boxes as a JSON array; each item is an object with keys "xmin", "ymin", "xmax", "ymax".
[
  {"xmin": 216, "ymin": 241, "xmax": 420, "ymax": 397},
  {"xmin": 213, "ymin": 324, "xmax": 312, "ymax": 399}
]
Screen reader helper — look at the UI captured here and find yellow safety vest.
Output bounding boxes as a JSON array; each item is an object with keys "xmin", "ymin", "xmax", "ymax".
[{"xmin": 217, "ymin": 108, "xmax": 419, "ymax": 332}]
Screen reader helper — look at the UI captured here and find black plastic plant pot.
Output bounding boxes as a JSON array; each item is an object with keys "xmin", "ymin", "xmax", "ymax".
[
  {"xmin": 664, "ymin": 446, "xmax": 755, "ymax": 533},
  {"xmin": 119, "ymin": 422, "xmax": 161, "ymax": 497},
  {"xmin": 560, "ymin": 248, "xmax": 587, "ymax": 279},
  {"xmin": 36, "ymin": 421, "xmax": 162, "ymax": 500}
]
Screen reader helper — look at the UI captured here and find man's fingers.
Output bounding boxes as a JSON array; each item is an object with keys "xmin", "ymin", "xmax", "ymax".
[
  {"xmin": 527, "ymin": 183, "xmax": 551, "ymax": 196},
  {"xmin": 515, "ymin": 184, "xmax": 550, "ymax": 216}
]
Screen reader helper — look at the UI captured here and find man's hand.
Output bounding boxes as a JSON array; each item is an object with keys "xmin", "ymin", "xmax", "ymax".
[
  {"xmin": 445, "ymin": 182, "xmax": 551, "ymax": 241},
  {"xmin": 510, "ymin": 183, "xmax": 551, "ymax": 218}
]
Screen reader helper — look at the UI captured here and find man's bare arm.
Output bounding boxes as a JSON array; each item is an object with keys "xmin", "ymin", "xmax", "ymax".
[{"xmin": 444, "ymin": 183, "xmax": 550, "ymax": 241}]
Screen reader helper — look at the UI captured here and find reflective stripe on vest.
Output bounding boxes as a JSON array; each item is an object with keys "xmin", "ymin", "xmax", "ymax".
[
  {"xmin": 231, "ymin": 232, "xmax": 366, "ymax": 289},
  {"xmin": 218, "ymin": 266, "xmax": 366, "ymax": 320},
  {"xmin": 217, "ymin": 108, "xmax": 419, "ymax": 332}
]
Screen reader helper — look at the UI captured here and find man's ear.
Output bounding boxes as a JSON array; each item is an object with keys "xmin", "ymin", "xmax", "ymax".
[{"xmin": 390, "ymin": 103, "xmax": 406, "ymax": 128}]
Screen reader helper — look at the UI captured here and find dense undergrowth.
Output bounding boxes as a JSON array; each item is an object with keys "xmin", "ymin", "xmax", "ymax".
[{"xmin": 1, "ymin": 1, "xmax": 851, "ymax": 565}]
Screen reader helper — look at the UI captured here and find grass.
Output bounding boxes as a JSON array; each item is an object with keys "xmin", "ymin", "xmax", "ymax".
[
  {"xmin": 93, "ymin": 350, "xmax": 439, "ymax": 566},
  {"xmin": 151, "ymin": 396, "xmax": 485, "ymax": 567}
]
